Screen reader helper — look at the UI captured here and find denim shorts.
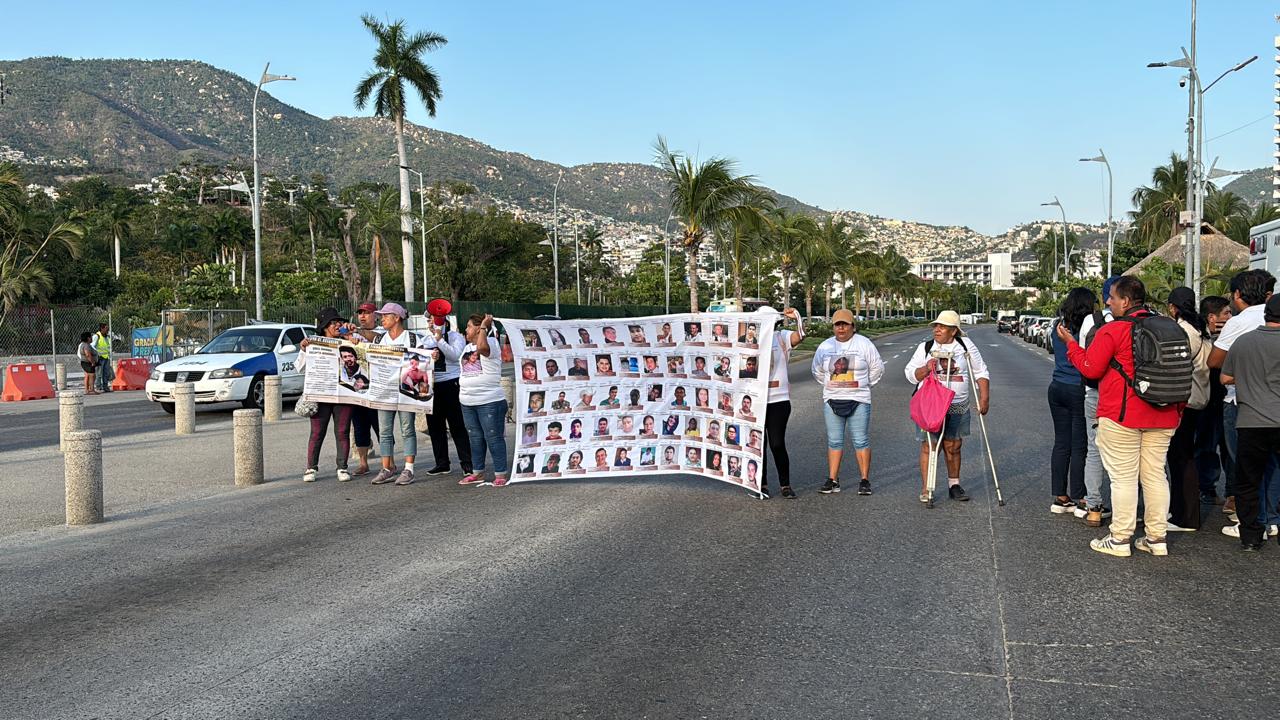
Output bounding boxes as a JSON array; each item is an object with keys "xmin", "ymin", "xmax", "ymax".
[
  {"xmin": 823, "ymin": 400, "xmax": 871, "ymax": 450},
  {"xmin": 915, "ymin": 410, "xmax": 971, "ymax": 443}
]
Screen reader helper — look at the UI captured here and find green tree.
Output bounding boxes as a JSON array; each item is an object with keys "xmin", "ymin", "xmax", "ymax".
[
  {"xmin": 353, "ymin": 188, "xmax": 402, "ymax": 303},
  {"xmin": 354, "ymin": 14, "xmax": 447, "ymax": 304},
  {"xmin": 1129, "ymin": 153, "xmax": 1189, "ymax": 252}
]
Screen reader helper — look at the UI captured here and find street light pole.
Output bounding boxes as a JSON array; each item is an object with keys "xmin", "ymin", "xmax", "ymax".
[
  {"xmin": 1041, "ymin": 197, "xmax": 1067, "ymax": 281},
  {"xmin": 251, "ymin": 62, "xmax": 295, "ymax": 321},
  {"xmin": 1079, "ymin": 150, "xmax": 1113, "ymax": 277},
  {"xmin": 552, "ymin": 170, "xmax": 563, "ymax": 316}
]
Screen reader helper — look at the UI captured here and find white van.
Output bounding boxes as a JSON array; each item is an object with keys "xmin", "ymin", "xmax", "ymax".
[{"xmin": 706, "ymin": 297, "xmax": 769, "ymax": 313}]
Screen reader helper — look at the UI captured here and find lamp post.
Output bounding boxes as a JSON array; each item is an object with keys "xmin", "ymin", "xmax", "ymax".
[
  {"xmin": 1041, "ymin": 197, "xmax": 1068, "ymax": 282},
  {"xmin": 251, "ymin": 62, "xmax": 295, "ymax": 321},
  {"xmin": 1079, "ymin": 150, "xmax": 1113, "ymax": 278},
  {"xmin": 399, "ymin": 164, "xmax": 430, "ymax": 301},
  {"xmin": 552, "ymin": 170, "xmax": 563, "ymax": 316}
]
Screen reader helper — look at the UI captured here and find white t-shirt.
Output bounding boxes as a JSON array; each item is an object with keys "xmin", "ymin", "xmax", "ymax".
[
  {"xmin": 1216, "ymin": 304, "xmax": 1266, "ymax": 404},
  {"xmin": 375, "ymin": 328, "xmax": 420, "ymax": 349},
  {"xmin": 1078, "ymin": 308, "xmax": 1113, "ymax": 350},
  {"xmin": 767, "ymin": 330, "xmax": 798, "ymax": 403},
  {"xmin": 459, "ymin": 337, "xmax": 504, "ymax": 406},
  {"xmin": 810, "ymin": 334, "xmax": 885, "ymax": 403},
  {"xmin": 904, "ymin": 337, "xmax": 990, "ymax": 407}
]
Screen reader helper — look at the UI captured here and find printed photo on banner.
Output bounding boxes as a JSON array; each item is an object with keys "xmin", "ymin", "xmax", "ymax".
[
  {"xmin": 710, "ymin": 321, "xmax": 732, "ymax": 346},
  {"xmin": 738, "ymin": 354, "xmax": 760, "ymax": 380},
  {"xmin": 338, "ymin": 344, "xmax": 370, "ymax": 393},
  {"xmin": 563, "ymin": 448, "xmax": 587, "ymax": 474},
  {"xmin": 638, "ymin": 445, "xmax": 657, "ymax": 470},
  {"xmin": 683, "ymin": 320, "xmax": 705, "ymax": 344},
  {"xmin": 548, "ymin": 328, "xmax": 570, "ymax": 349},
  {"xmin": 627, "ymin": 324, "xmax": 649, "ymax": 346},
  {"xmin": 660, "ymin": 444, "xmax": 680, "ymax": 470},
  {"xmin": 655, "ymin": 321, "xmax": 676, "ymax": 347},
  {"xmin": 601, "ymin": 325, "xmax": 624, "ymax": 347},
  {"xmin": 303, "ymin": 337, "xmax": 432, "ymax": 412},
  {"xmin": 826, "ymin": 353, "xmax": 861, "ymax": 389},
  {"xmin": 522, "ymin": 329, "xmax": 545, "ymax": 351},
  {"xmin": 737, "ymin": 321, "xmax": 760, "ymax": 348},
  {"xmin": 548, "ymin": 390, "xmax": 572, "ymax": 412},
  {"xmin": 575, "ymin": 326, "xmax": 598, "ymax": 348},
  {"xmin": 689, "ymin": 354, "xmax": 710, "ymax": 378},
  {"xmin": 568, "ymin": 356, "xmax": 591, "ymax": 379},
  {"xmin": 713, "ymin": 354, "xmax": 734, "ymax": 381}
]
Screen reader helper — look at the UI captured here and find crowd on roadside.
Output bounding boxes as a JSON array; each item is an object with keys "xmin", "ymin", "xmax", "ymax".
[
  {"xmin": 1045, "ymin": 269, "xmax": 1280, "ymax": 555},
  {"xmin": 74, "ymin": 322, "xmax": 116, "ymax": 396}
]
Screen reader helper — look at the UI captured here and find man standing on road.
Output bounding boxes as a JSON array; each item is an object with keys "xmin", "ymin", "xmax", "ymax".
[
  {"xmin": 92, "ymin": 322, "xmax": 113, "ymax": 393},
  {"xmin": 1220, "ymin": 295, "xmax": 1280, "ymax": 551},
  {"xmin": 1210, "ymin": 269, "xmax": 1279, "ymax": 538},
  {"xmin": 421, "ymin": 316, "xmax": 472, "ymax": 478},
  {"xmin": 1059, "ymin": 276, "xmax": 1181, "ymax": 558}
]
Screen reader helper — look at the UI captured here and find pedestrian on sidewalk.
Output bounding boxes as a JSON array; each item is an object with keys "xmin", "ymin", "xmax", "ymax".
[
  {"xmin": 758, "ymin": 306, "xmax": 803, "ymax": 499},
  {"xmin": 1194, "ymin": 295, "xmax": 1232, "ymax": 505},
  {"xmin": 813, "ymin": 308, "xmax": 884, "ymax": 496},
  {"xmin": 422, "ymin": 315, "xmax": 473, "ymax": 478},
  {"xmin": 348, "ymin": 301, "xmax": 382, "ymax": 475},
  {"xmin": 1075, "ymin": 275, "xmax": 1118, "ymax": 527},
  {"xmin": 1220, "ymin": 294, "xmax": 1280, "ymax": 551},
  {"xmin": 77, "ymin": 332, "xmax": 99, "ymax": 395},
  {"xmin": 905, "ymin": 311, "xmax": 990, "ymax": 504},
  {"xmin": 298, "ymin": 307, "xmax": 355, "ymax": 483},
  {"xmin": 370, "ymin": 303, "xmax": 422, "ymax": 487},
  {"xmin": 1047, "ymin": 288, "xmax": 1094, "ymax": 515},
  {"xmin": 92, "ymin": 322, "xmax": 114, "ymax": 393},
  {"xmin": 459, "ymin": 313, "xmax": 510, "ymax": 487},
  {"xmin": 1208, "ymin": 269, "xmax": 1278, "ymax": 534},
  {"xmin": 1165, "ymin": 287, "xmax": 1212, "ymax": 531},
  {"xmin": 1059, "ymin": 276, "xmax": 1182, "ymax": 558}
]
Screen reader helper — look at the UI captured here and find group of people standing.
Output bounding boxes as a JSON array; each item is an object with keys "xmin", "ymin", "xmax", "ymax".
[
  {"xmin": 75, "ymin": 323, "xmax": 115, "ymax": 395},
  {"xmin": 1046, "ymin": 269, "xmax": 1280, "ymax": 555}
]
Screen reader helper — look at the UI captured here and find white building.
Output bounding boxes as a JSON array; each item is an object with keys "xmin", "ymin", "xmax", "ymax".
[{"xmin": 912, "ymin": 253, "xmax": 1035, "ymax": 290}]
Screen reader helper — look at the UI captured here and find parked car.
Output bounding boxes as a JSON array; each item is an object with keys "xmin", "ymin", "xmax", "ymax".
[{"xmin": 145, "ymin": 323, "xmax": 314, "ymax": 413}]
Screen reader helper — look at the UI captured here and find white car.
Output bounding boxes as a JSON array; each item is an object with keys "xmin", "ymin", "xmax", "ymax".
[{"xmin": 145, "ymin": 323, "xmax": 314, "ymax": 413}]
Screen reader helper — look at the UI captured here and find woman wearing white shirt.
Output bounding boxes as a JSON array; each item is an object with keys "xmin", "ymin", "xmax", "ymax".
[
  {"xmin": 369, "ymin": 303, "xmax": 422, "ymax": 487},
  {"xmin": 904, "ymin": 311, "xmax": 991, "ymax": 503},
  {"xmin": 759, "ymin": 306, "xmax": 804, "ymax": 498},
  {"xmin": 458, "ymin": 313, "xmax": 510, "ymax": 486},
  {"xmin": 811, "ymin": 308, "xmax": 885, "ymax": 496}
]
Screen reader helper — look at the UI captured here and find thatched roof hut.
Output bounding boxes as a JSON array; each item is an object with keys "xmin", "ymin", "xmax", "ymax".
[{"xmin": 1124, "ymin": 222, "xmax": 1248, "ymax": 275}]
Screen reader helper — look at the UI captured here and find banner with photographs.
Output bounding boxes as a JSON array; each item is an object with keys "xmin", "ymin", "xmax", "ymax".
[
  {"xmin": 501, "ymin": 312, "xmax": 777, "ymax": 494},
  {"xmin": 301, "ymin": 337, "xmax": 435, "ymax": 412}
]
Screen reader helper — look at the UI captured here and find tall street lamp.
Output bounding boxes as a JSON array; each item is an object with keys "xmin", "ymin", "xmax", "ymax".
[
  {"xmin": 1148, "ymin": 44, "xmax": 1198, "ymax": 290},
  {"xmin": 1079, "ymin": 150, "xmax": 1114, "ymax": 278},
  {"xmin": 552, "ymin": 170, "xmax": 563, "ymax": 316},
  {"xmin": 251, "ymin": 62, "xmax": 295, "ymax": 321},
  {"xmin": 1041, "ymin": 197, "xmax": 1068, "ymax": 282}
]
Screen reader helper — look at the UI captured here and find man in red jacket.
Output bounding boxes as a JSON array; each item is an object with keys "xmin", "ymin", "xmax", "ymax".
[{"xmin": 1057, "ymin": 276, "xmax": 1183, "ymax": 558}]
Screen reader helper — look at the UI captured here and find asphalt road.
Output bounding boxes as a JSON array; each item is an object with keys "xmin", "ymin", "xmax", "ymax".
[{"xmin": 2, "ymin": 325, "xmax": 1276, "ymax": 719}]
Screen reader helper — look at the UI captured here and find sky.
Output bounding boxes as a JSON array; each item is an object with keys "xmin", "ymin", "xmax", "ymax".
[{"xmin": 3, "ymin": 0, "xmax": 1278, "ymax": 235}]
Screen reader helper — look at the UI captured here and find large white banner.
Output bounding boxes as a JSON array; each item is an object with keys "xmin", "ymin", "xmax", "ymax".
[
  {"xmin": 500, "ymin": 312, "xmax": 776, "ymax": 494},
  {"xmin": 302, "ymin": 337, "xmax": 435, "ymax": 412}
]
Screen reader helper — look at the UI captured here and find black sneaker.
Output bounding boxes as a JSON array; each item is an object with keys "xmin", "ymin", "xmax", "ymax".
[
  {"xmin": 819, "ymin": 478, "xmax": 841, "ymax": 494},
  {"xmin": 857, "ymin": 479, "xmax": 872, "ymax": 496},
  {"xmin": 781, "ymin": 486, "xmax": 797, "ymax": 499},
  {"xmin": 425, "ymin": 466, "xmax": 451, "ymax": 476},
  {"xmin": 948, "ymin": 485, "xmax": 970, "ymax": 502}
]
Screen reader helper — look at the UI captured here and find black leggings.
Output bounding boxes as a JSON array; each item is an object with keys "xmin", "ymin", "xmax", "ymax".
[{"xmin": 762, "ymin": 400, "xmax": 791, "ymax": 490}]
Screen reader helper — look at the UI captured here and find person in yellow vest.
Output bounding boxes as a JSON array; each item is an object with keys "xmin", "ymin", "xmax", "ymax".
[{"xmin": 92, "ymin": 322, "xmax": 114, "ymax": 393}]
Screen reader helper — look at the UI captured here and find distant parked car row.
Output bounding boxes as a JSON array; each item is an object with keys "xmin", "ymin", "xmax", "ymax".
[{"xmin": 1011, "ymin": 315, "xmax": 1055, "ymax": 351}]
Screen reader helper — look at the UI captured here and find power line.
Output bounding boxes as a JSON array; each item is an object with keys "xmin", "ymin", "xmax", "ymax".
[{"xmin": 1205, "ymin": 113, "xmax": 1269, "ymax": 144}]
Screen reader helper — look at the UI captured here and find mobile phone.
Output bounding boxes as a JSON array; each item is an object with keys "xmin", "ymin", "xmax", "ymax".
[{"xmin": 338, "ymin": 326, "xmax": 350, "ymax": 335}]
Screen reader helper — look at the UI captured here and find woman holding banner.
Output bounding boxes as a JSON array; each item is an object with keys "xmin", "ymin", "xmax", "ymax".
[
  {"xmin": 298, "ymin": 307, "xmax": 356, "ymax": 483},
  {"xmin": 370, "ymin": 303, "xmax": 422, "ymax": 487},
  {"xmin": 811, "ymin": 308, "xmax": 885, "ymax": 496},
  {"xmin": 459, "ymin": 313, "xmax": 510, "ymax": 486},
  {"xmin": 757, "ymin": 307, "xmax": 804, "ymax": 499}
]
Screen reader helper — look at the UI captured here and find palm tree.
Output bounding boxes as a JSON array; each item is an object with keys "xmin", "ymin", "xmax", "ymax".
[
  {"xmin": 354, "ymin": 188, "xmax": 402, "ymax": 303},
  {"xmin": 297, "ymin": 190, "xmax": 333, "ymax": 271},
  {"xmin": 793, "ymin": 232, "xmax": 834, "ymax": 318},
  {"xmin": 1129, "ymin": 153, "xmax": 1190, "ymax": 252},
  {"xmin": 1226, "ymin": 202, "xmax": 1280, "ymax": 246},
  {"xmin": 98, "ymin": 200, "xmax": 133, "ymax": 277},
  {"xmin": 766, "ymin": 208, "xmax": 817, "ymax": 309},
  {"xmin": 653, "ymin": 137, "xmax": 763, "ymax": 312},
  {"xmin": 354, "ymin": 14, "xmax": 447, "ymax": 303},
  {"xmin": 725, "ymin": 193, "xmax": 774, "ymax": 309},
  {"xmin": 1202, "ymin": 187, "xmax": 1248, "ymax": 230},
  {"xmin": 578, "ymin": 225, "xmax": 604, "ymax": 305}
]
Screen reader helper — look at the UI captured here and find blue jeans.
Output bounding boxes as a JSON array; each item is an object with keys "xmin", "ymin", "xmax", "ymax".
[
  {"xmin": 822, "ymin": 400, "xmax": 871, "ymax": 450},
  {"xmin": 1047, "ymin": 381, "xmax": 1086, "ymax": 499},
  {"xmin": 96, "ymin": 357, "xmax": 114, "ymax": 392},
  {"xmin": 462, "ymin": 400, "xmax": 509, "ymax": 475},
  {"xmin": 1194, "ymin": 398, "xmax": 1230, "ymax": 497},
  {"xmin": 377, "ymin": 409, "xmax": 417, "ymax": 458},
  {"xmin": 1083, "ymin": 387, "xmax": 1109, "ymax": 508},
  {"xmin": 915, "ymin": 410, "xmax": 971, "ymax": 442},
  {"xmin": 1224, "ymin": 402, "xmax": 1239, "ymax": 497}
]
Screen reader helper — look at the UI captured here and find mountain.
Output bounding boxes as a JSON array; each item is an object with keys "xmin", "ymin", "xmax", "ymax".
[
  {"xmin": 0, "ymin": 56, "xmax": 820, "ymax": 226},
  {"xmin": 1222, "ymin": 167, "xmax": 1273, "ymax": 207}
]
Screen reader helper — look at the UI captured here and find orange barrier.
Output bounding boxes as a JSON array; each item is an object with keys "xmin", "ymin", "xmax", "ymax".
[
  {"xmin": 111, "ymin": 357, "xmax": 152, "ymax": 391},
  {"xmin": 2, "ymin": 363, "xmax": 56, "ymax": 402}
]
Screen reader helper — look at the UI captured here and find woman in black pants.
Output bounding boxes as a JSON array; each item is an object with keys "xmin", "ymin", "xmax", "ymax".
[
  {"xmin": 299, "ymin": 307, "xmax": 356, "ymax": 483},
  {"xmin": 1047, "ymin": 288, "xmax": 1094, "ymax": 514},
  {"xmin": 1165, "ymin": 286, "xmax": 1211, "ymax": 531},
  {"xmin": 759, "ymin": 307, "xmax": 803, "ymax": 498}
]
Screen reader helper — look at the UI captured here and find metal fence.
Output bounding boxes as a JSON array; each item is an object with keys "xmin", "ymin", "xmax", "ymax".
[{"xmin": 0, "ymin": 305, "xmax": 135, "ymax": 363}]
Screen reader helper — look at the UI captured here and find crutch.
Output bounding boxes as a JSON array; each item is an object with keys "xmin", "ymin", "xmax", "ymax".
[
  {"xmin": 923, "ymin": 351, "xmax": 952, "ymax": 510},
  {"xmin": 964, "ymin": 347, "xmax": 1006, "ymax": 506}
]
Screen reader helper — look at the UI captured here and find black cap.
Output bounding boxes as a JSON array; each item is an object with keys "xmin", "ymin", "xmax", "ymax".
[
  {"xmin": 315, "ymin": 306, "xmax": 346, "ymax": 328},
  {"xmin": 1265, "ymin": 295, "xmax": 1280, "ymax": 323}
]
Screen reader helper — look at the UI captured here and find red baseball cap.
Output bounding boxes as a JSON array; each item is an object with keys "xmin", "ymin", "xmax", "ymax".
[{"xmin": 356, "ymin": 302, "xmax": 378, "ymax": 313}]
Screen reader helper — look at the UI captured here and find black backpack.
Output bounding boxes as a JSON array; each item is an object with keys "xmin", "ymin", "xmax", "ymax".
[{"xmin": 1109, "ymin": 310, "xmax": 1192, "ymax": 419}]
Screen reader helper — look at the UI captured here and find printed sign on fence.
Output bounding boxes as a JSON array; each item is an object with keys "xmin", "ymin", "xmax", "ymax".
[
  {"xmin": 301, "ymin": 337, "xmax": 434, "ymax": 412},
  {"xmin": 500, "ymin": 311, "xmax": 777, "ymax": 493}
]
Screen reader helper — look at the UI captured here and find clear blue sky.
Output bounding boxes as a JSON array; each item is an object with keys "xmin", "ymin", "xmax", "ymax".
[{"xmin": 4, "ymin": 1, "xmax": 1277, "ymax": 234}]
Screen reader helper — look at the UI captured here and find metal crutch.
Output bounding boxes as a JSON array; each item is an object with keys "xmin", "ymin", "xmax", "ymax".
[
  {"xmin": 923, "ymin": 350, "xmax": 952, "ymax": 509},
  {"xmin": 964, "ymin": 347, "xmax": 1005, "ymax": 506}
]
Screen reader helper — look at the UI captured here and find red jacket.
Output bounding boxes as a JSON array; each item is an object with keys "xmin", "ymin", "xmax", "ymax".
[{"xmin": 1065, "ymin": 308, "xmax": 1183, "ymax": 430}]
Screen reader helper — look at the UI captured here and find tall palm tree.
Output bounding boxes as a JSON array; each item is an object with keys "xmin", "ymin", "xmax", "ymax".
[
  {"xmin": 793, "ymin": 232, "xmax": 834, "ymax": 319},
  {"xmin": 1226, "ymin": 202, "xmax": 1280, "ymax": 246},
  {"xmin": 1129, "ymin": 153, "xmax": 1191, "ymax": 252},
  {"xmin": 297, "ymin": 190, "xmax": 333, "ymax": 271},
  {"xmin": 578, "ymin": 225, "xmax": 604, "ymax": 305},
  {"xmin": 96, "ymin": 200, "xmax": 134, "ymax": 278},
  {"xmin": 354, "ymin": 188, "xmax": 402, "ymax": 303},
  {"xmin": 1202, "ymin": 187, "xmax": 1248, "ymax": 231},
  {"xmin": 653, "ymin": 136, "xmax": 762, "ymax": 312},
  {"xmin": 354, "ymin": 14, "xmax": 447, "ymax": 304},
  {"xmin": 725, "ymin": 193, "xmax": 774, "ymax": 309}
]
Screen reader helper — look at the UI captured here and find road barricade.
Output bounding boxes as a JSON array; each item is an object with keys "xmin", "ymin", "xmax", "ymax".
[
  {"xmin": 2, "ymin": 363, "xmax": 56, "ymax": 401},
  {"xmin": 111, "ymin": 357, "xmax": 152, "ymax": 391}
]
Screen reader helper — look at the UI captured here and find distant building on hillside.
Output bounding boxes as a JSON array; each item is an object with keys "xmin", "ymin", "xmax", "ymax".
[{"xmin": 912, "ymin": 253, "xmax": 1035, "ymax": 289}]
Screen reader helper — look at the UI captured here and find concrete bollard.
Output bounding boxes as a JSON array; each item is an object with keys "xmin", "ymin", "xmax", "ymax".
[
  {"xmin": 64, "ymin": 429, "xmax": 104, "ymax": 525},
  {"xmin": 55, "ymin": 362, "xmax": 67, "ymax": 391},
  {"xmin": 59, "ymin": 390, "xmax": 84, "ymax": 452},
  {"xmin": 263, "ymin": 375, "xmax": 282, "ymax": 422},
  {"xmin": 233, "ymin": 408, "xmax": 264, "ymax": 486},
  {"xmin": 173, "ymin": 382, "xmax": 196, "ymax": 435}
]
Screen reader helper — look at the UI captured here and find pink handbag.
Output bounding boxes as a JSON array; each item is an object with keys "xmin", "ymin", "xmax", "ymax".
[{"xmin": 910, "ymin": 371, "xmax": 956, "ymax": 434}]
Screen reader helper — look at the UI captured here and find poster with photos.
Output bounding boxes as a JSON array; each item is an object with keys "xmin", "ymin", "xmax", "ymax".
[
  {"xmin": 302, "ymin": 337, "xmax": 434, "ymax": 412},
  {"xmin": 500, "ymin": 312, "xmax": 777, "ymax": 494}
]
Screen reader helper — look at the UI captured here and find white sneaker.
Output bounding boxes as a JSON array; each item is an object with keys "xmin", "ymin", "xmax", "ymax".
[
  {"xmin": 1135, "ymin": 536, "xmax": 1168, "ymax": 556},
  {"xmin": 1090, "ymin": 535, "xmax": 1132, "ymax": 558},
  {"xmin": 336, "ymin": 468, "xmax": 352, "ymax": 482},
  {"xmin": 303, "ymin": 469, "xmax": 318, "ymax": 483},
  {"xmin": 1222, "ymin": 524, "xmax": 1241, "ymax": 538},
  {"xmin": 1270, "ymin": 525, "xmax": 1279, "ymax": 538},
  {"xmin": 1073, "ymin": 504, "xmax": 1089, "ymax": 519},
  {"xmin": 1165, "ymin": 522, "xmax": 1195, "ymax": 532}
]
